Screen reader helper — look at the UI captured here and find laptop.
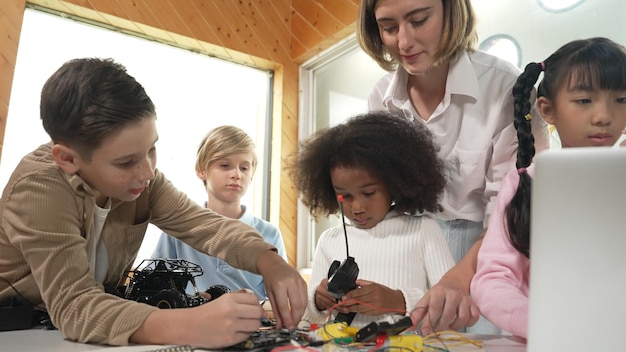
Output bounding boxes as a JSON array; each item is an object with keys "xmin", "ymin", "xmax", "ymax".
[{"xmin": 527, "ymin": 147, "xmax": 626, "ymax": 351}]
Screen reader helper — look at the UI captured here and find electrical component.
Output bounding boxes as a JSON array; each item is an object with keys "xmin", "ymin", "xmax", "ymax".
[
  {"xmin": 380, "ymin": 334, "xmax": 423, "ymax": 352},
  {"xmin": 316, "ymin": 322, "xmax": 359, "ymax": 341},
  {"xmin": 227, "ymin": 329, "xmax": 305, "ymax": 350},
  {"xmin": 356, "ymin": 316, "xmax": 413, "ymax": 342},
  {"xmin": 0, "ymin": 297, "xmax": 33, "ymax": 331}
]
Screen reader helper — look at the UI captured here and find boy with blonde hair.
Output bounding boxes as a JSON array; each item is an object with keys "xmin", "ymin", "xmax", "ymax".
[{"xmin": 153, "ymin": 125, "xmax": 287, "ymax": 299}]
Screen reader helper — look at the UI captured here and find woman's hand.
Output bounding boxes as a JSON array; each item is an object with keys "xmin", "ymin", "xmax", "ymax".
[
  {"xmin": 410, "ymin": 280, "xmax": 479, "ymax": 334},
  {"xmin": 410, "ymin": 237, "xmax": 483, "ymax": 334}
]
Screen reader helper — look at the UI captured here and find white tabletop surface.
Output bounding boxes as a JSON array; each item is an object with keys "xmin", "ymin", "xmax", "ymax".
[{"xmin": 0, "ymin": 329, "xmax": 527, "ymax": 351}]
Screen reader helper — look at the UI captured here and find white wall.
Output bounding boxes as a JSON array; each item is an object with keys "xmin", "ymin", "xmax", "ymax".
[{"xmin": 473, "ymin": 0, "xmax": 626, "ymax": 65}]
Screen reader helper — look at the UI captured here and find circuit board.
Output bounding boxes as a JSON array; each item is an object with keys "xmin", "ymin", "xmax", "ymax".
[{"xmin": 224, "ymin": 329, "xmax": 297, "ymax": 351}]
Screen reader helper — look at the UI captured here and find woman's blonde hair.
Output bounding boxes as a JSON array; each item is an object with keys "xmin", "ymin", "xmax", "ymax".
[{"xmin": 357, "ymin": 0, "xmax": 478, "ymax": 71}]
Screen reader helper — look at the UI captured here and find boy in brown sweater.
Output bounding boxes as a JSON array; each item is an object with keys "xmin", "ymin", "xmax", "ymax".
[{"xmin": 0, "ymin": 58, "xmax": 306, "ymax": 348}]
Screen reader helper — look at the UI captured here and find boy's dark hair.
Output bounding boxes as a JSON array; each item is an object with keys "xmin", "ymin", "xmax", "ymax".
[
  {"xmin": 40, "ymin": 58, "xmax": 156, "ymax": 160},
  {"xmin": 508, "ymin": 37, "xmax": 626, "ymax": 257},
  {"xmin": 288, "ymin": 111, "xmax": 446, "ymax": 220}
]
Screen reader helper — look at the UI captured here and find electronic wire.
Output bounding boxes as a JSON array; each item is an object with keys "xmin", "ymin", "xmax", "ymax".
[{"xmin": 0, "ymin": 275, "xmax": 47, "ymax": 311}]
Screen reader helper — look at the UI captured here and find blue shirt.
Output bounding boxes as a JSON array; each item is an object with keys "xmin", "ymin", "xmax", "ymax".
[{"xmin": 151, "ymin": 205, "xmax": 287, "ymax": 299}]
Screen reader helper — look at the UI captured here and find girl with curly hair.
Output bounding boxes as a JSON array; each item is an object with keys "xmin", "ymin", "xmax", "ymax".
[{"xmin": 289, "ymin": 111, "xmax": 455, "ymax": 327}]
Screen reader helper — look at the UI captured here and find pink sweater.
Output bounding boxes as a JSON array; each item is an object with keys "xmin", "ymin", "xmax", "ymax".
[{"xmin": 470, "ymin": 166, "xmax": 534, "ymax": 338}]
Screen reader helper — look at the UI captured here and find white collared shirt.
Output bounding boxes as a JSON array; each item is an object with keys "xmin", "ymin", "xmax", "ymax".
[{"xmin": 369, "ymin": 51, "xmax": 548, "ymax": 226}]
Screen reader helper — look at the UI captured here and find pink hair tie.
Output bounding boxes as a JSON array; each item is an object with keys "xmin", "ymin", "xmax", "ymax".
[
  {"xmin": 540, "ymin": 61, "xmax": 545, "ymax": 71},
  {"xmin": 518, "ymin": 168, "xmax": 527, "ymax": 175}
]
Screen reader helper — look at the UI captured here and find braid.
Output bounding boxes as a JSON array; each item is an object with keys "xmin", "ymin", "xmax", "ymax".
[{"xmin": 506, "ymin": 62, "xmax": 543, "ymax": 258}]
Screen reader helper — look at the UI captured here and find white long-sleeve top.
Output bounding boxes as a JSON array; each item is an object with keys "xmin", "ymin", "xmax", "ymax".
[
  {"xmin": 307, "ymin": 211, "xmax": 455, "ymax": 327},
  {"xmin": 369, "ymin": 51, "xmax": 549, "ymax": 227}
]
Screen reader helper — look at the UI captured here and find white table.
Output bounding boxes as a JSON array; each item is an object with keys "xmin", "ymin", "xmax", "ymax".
[
  {"xmin": 0, "ymin": 329, "xmax": 527, "ymax": 351},
  {"xmin": 1, "ymin": 329, "xmax": 176, "ymax": 352}
]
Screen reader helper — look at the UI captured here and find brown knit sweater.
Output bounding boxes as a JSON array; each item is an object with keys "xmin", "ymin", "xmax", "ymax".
[{"xmin": 0, "ymin": 142, "xmax": 273, "ymax": 345}]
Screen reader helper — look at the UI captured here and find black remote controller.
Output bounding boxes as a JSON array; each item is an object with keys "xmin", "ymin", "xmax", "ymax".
[
  {"xmin": 327, "ymin": 256, "xmax": 359, "ymax": 324},
  {"xmin": 327, "ymin": 257, "xmax": 359, "ymax": 299}
]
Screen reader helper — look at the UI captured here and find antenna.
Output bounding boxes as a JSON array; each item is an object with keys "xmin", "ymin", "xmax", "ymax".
[
  {"xmin": 327, "ymin": 194, "xmax": 360, "ymax": 324},
  {"xmin": 337, "ymin": 195, "xmax": 350, "ymax": 258}
]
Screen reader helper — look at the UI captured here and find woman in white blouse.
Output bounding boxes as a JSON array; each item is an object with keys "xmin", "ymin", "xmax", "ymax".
[{"xmin": 356, "ymin": 0, "xmax": 549, "ymax": 334}]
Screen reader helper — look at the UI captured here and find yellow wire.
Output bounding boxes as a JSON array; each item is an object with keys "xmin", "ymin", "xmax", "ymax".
[{"xmin": 423, "ymin": 330, "xmax": 483, "ymax": 349}]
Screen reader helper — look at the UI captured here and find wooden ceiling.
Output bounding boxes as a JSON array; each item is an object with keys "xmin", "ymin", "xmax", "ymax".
[{"xmin": 24, "ymin": 0, "xmax": 360, "ymax": 67}]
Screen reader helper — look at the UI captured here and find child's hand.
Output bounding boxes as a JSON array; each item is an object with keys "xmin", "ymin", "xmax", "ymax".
[
  {"xmin": 340, "ymin": 279, "xmax": 405, "ymax": 316},
  {"xmin": 132, "ymin": 290, "xmax": 263, "ymax": 349},
  {"xmin": 314, "ymin": 278, "xmax": 337, "ymax": 311},
  {"xmin": 257, "ymin": 250, "xmax": 307, "ymax": 330},
  {"xmin": 193, "ymin": 291, "xmax": 263, "ymax": 347}
]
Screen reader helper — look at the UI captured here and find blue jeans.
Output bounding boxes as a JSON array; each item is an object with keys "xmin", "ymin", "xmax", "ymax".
[
  {"xmin": 435, "ymin": 219, "xmax": 502, "ymax": 335},
  {"xmin": 435, "ymin": 219, "xmax": 484, "ymax": 264}
]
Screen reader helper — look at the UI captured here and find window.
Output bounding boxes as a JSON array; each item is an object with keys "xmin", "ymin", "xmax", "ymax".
[
  {"xmin": 537, "ymin": 0, "xmax": 585, "ymax": 12},
  {"xmin": 297, "ymin": 34, "xmax": 387, "ymax": 270},
  {"xmin": 1, "ymin": 8, "xmax": 272, "ymax": 265},
  {"xmin": 479, "ymin": 34, "xmax": 522, "ymax": 68}
]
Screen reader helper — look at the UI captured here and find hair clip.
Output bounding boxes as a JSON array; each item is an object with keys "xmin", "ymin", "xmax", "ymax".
[
  {"xmin": 524, "ymin": 113, "xmax": 532, "ymax": 121},
  {"xmin": 540, "ymin": 61, "xmax": 545, "ymax": 71}
]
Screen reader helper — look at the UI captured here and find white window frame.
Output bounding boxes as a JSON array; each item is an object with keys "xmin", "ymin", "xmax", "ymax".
[
  {"xmin": 297, "ymin": 35, "xmax": 358, "ymax": 270},
  {"xmin": 297, "ymin": 34, "xmax": 388, "ymax": 271}
]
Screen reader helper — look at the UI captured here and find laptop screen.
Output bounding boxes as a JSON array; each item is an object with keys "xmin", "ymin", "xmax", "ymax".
[{"xmin": 527, "ymin": 147, "xmax": 626, "ymax": 351}]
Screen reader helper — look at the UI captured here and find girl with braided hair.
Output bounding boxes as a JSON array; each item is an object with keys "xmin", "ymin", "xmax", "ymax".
[{"xmin": 471, "ymin": 37, "xmax": 626, "ymax": 339}]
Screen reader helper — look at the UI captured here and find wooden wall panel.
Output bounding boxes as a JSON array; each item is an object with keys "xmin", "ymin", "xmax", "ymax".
[
  {"xmin": 290, "ymin": 0, "xmax": 360, "ymax": 61},
  {"xmin": 0, "ymin": 0, "xmax": 360, "ymax": 268},
  {"xmin": 0, "ymin": 0, "xmax": 26, "ymax": 158},
  {"xmin": 310, "ymin": 0, "xmax": 361, "ymax": 25},
  {"xmin": 292, "ymin": 0, "xmax": 345, "ymax": 38},
  {"xmin": 290, "ymin": 11, "xmax": 324, "ymax": 56},
  {"xmin": 250, "ymin": 1, "xmax": 291, "ymax": 57}
]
